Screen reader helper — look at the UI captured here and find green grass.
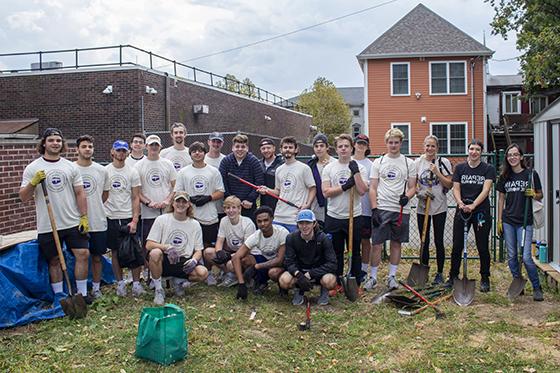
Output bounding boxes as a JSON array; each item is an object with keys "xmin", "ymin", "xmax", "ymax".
[{"xmin": 1, "ymin": 262, "xmax": 560, "ymax": 372}]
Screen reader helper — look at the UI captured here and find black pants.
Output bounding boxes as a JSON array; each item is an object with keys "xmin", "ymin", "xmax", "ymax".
[
  {"xmin": 241, "ymin": 205, "xmax": 256, "ymax": 224},
  {"xmin": 324, "ymin": 215, "xmax": 362, "ymax": 283},
  {"xmin": 416, "ymin": 212, "xmax": 447, "ymax": 273},
  {"xmin": 450, "ymin": 208, "xmax": 491, "ymax": 279}
]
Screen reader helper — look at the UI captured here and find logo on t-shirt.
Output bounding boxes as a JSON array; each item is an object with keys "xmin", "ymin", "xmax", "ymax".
[
  {"xmin": 461, "ymin": 174, "xmax": 485, "ymax": 185},
  {"xmin": 46, "ymin": 169, "xmax": 67, "ymax": 193},
  {"xmin": 504, "ymin": 179, "xmax": 528, "ymax": 193},
  {"xmin": 146, "ymin": 168, "xmax": 163, "ymax": 187},
  {"xmin": 419, "ymin": 169, "xmax": 439, "ymax": 187},
  {"xmin": 383, "ymin": 165, "xmax": 403, "ymax": 183},
  {"xmin": 230, "ymin": 237, "xmax": 241, "ymax": 247},
  {"xmin": 168, "ymin": 229, "xmax": 188, "ymax": 251},
  {"xmin": 282, "ymin": 172, "xmax": 297, "ymax": 190},
  {"xmin": 82, "ymin": 174, "xmax": 98, "ymax": 196},
  {"xmin": 110, "ymin": 174, "xmax": 128, "ymax": 192},
  {"xmin": 335, "ymin": 170, "xmax": 351, "ymax": 186},
  {"xmin": 171, "ymin": 157, "xmax": 184, "ymax": 171},
  {"xmin": 192, "ymin": 175, "xmax": 209, "ymax": 194},
  {"xmin": 260, "ymin": 244, "xmax": 278, "ymax": 259}
]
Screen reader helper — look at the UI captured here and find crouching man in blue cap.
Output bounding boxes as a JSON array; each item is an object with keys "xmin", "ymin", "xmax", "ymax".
[{"xmin": 279, "ymin": 209, "xmax": 337, "ymax": 306}]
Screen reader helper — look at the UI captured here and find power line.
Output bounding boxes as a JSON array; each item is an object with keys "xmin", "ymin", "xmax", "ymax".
[{"xmin": 491, "ymin": 56, "xmax": 520, "ymax": 62}]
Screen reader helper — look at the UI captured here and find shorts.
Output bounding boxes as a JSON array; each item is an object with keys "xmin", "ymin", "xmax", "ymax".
[
  {"xmin": 107, "ymin": 218, "xmax": 132, "ymax": 251},
  {"xmin": 253, "ymin": 254, "xmax": 270, "ymax": 285},
  {"xmin": 38, "ymin": 226, "xmax": 89, "ymax": 261},
  {"xmin": 88, "ymin": 231, "xmax": 108, "ymax": 256},
  {"xmin": 324, "ymin": 215, "xmax": 362, "ymax": 241},
  {"xmin": 273, "ymin": 221, "xmax": 298, "ymax": 233},
  {"xmin": 201, "ymin": 222, "xmax": 219, "ymax": 247},
  {"xmin": 141, "ymin": 218, "xmax": 156, "ymax": 248},
  {"xmin": 161, "ymin": 253, "xmax": 201, "ymax": 279},
  {"xmin": 371, "ymin": 209, "xmax": 410, "ymax": 245},
  {"xmin": 360, "ymin": 216, "xmax": 372, "ymax": 239}
]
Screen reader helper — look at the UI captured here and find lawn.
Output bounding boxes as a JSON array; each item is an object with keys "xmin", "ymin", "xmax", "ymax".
[{"xmin": 1, "ymin": 261, "xmax": 559, "ymax": 372}]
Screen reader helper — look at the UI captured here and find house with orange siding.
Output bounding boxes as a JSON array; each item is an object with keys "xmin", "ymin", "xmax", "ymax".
[{"xmin": 357, "ymin": 4, "xmax": 493, "ymax": 155}]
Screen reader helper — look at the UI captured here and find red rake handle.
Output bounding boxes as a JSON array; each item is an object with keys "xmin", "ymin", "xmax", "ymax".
[
  {"xmin": 227, "ymin": 172, "xmax": 300, "ymax": 209},
  {"xmin": 400, "ymin": 281, "xmax": 435, "ymax": 306},
  {"xmin": 397, "ymin": 205, "xmax": 404, "ymax": 227}
]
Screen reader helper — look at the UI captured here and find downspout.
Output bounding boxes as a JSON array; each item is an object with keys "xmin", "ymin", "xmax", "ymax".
[{"xmin": 470, "ymin": 58, "xmax": 475, "ymax": 140}]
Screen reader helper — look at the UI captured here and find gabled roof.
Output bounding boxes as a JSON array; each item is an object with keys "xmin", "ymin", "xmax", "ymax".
[
  {"xmin": 0, "ymin": 118, "xmax": 39, "ymax": 134},
  {"xmin": 357, "ymin": 3, "xmax": 493, "ymax": 60},
  {"xmin": 487, "ymin": 74, "xmax": 523, "ymax": 87},
  {"xmin": 336, "ymin": 87, "xmax": 364, "ymax": 106},
  {"xmin": 532, "ymin": 96, "xmax": 560, "ymax": 123}
]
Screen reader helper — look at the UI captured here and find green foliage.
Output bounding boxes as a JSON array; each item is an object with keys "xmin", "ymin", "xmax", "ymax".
[
  {"xmin": 297, "ymin": 77, "xmax": 352, "ymax": 144},
  {"xmin": 486, "ymin": 0, "xmax": 560, "ymax": 95},
  {"xmin": 216, "ymin": 74, "xmax": 258, "ymax": 98}
]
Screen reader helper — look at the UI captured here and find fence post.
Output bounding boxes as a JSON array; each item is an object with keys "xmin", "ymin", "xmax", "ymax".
[
  {"xmin": 119, "ymin": 45, "xmax": 122, "ymax": 66},
  {"xmin": 75, "ymin": 49, "xmax": 79, "ymax": 69},
  {"xmin": 497, "ymin": 149, "xmax": 505, "ymax": 262},
  {"xmin": 39, "ymin": 51, "xmax": 42, "ymax": 71}
]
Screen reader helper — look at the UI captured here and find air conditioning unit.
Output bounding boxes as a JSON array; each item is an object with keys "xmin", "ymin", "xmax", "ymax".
[
  {"xmin": 30, "ymin": 61, "xmax": 63, "ymax": 70},
  {"xmin": 193, "ymin": 104, "xmax": 209, "ymax": 114}
]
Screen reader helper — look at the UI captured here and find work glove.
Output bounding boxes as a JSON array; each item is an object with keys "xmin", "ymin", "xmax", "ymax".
[
  {"xmin": 341, "ymin": 176, "xmax": 355, "ymax": 191},
  {"xmin": 371, "ymin": 208, "xmax": 382, "ymax": 228},
  {"xmin": 190, "ymin": 195, "xmax": 212, "ymax": 207},
  {"xmin": 497, "ymin": 220, "xmax": 503, "ymax": 237},
  {"xmin": 31, "ymin": 170, "xmax": 46, "ymax": 187},
  {"xmin": 399, "ymin": 194, "xmax": 409, "ymax": 207},
  {"xmin": 213, "ymin": 250, "xmax": 232, "ymax": 265},
  {"xmin": 348, "ymin": 160, "xmax": 360, "ymax": 175},
  {"xmin": 183, "ymin": 258, "xmax": 198, "ymax": 275},
  {"xmin": 167, "ymin": 247, "xmax": 181, "ymax": 264},
  {"xmin": 78, "ymin": 215, "xmax": 89, "ymax": 234},
  {"xmin": 417, "ymin": 190, "xmax": 434, "ymax": 201},
  {"xmin": 236, "ymin": 283, "xmax": 248, "ymax": 300},
  {"xmin": 524, "ymin": 188, "xmax": 536, "ymax": 198},
  {"xmin": 296, "ymin": 272, "xmax": 312, "ymax": 292}
]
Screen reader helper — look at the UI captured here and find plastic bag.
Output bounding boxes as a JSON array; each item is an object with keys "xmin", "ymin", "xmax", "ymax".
[
  {"xmin": 135, "ymin": 304, "xmax": 188, "ymax": 365},
  {"xmin": 117, "ymin": 234, "xmax": 144, "ymax": 269}
]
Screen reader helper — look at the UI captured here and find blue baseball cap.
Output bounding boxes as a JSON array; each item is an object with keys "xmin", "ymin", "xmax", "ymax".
[
  {"xmin": 296, "ymin": 209, "xmax": 316, "ymax": 223},
  {"xmin": 112, "ymin": 140, "xmax": 129, "ymax": 151}
]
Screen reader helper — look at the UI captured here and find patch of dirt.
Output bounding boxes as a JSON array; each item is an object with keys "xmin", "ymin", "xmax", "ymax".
[
  {"xmin": 471, "ymin": 300, "xmax": 558, "ymax": 326},
  {"xmin": 0, "ymin": 323, "xmax": 36, "ymax": 337}
]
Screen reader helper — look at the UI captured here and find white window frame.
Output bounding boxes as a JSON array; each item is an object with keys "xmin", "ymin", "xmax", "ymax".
[
  {"xmin": 502, "ymin": 91, "xmax": 522, "ymax": 114},
  {"xmin": 390, "ymin": 62, "xmax": 410, "ymax": 96},
  {"xmin": 390, "ymin": 122, "xmax": 411, "ymax": 154},
  {"xmin": 430, "ymin": 122, "xmax": 468, "ymax": 154},
  {"xmin": 429, "ymin": 61, "xmax": 467, "ymax": 95},
  {"xmin": 529, "ymin": 95, "xmax": 548, "ymax": 114}
]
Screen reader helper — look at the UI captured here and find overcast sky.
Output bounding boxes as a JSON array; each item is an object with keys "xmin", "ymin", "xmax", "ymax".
[{"xmin": 1, "ymin": 0, "xmax": 520, "ymax": 99}]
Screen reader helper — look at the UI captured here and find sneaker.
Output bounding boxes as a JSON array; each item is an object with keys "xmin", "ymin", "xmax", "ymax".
[
  {"xmin": 206, "ymin": 273, "xmax": 217, "ymax": 286},
  {"xmin": 533, "ymin": 287, "xmax": 544, "ymax": 301},
  {"xmin": 173, "ymin": 278, "xmax": 185, "ymax": 297},
  {"xmin": 148, "ymin": 279, "xmax": 155, "ymax": 289},
  {"xmin": 124, "ymin": 272, "xmax": 133, "ymax": 285},
  {"xmin": 317, "ymin": 287, "xmax": 329, "ymax": 305},
  {"xmin": 363, "ymin": 276, "xmax": 378, "ymax": 291},
  {"xmin": 253, "ymin": 282, "xmax": 268, "ymax": 295},
  {"xmin": 153, "ymin": 289, "xmax": 165, "ymax": 305},
  {"xmin": 92, "ymin": 288, "xmax": 103, "ymax": 299},
  {"xmin": 292, "ymin": 290, "xmax": 304, "ymax": 306},
  {"xmin": 132, "ymin": 283, "xmax": 146, "ymax": 297},
  {"xmin": 480, "ymin": 277, "xmax": 490, "ymax": 293},
  {"xmin": 218, "ymin": 273, "xmax": 238, "ymax": 288},
  {"xmin": 444, "ymin": 277, "xmax": 457, "ymax": 289},
  {"xmin": 83, "ymin": 294, "xmax": 95, "ymax": 305},
  {"xmin": 181, "ymin": 279, "xmax": 193, "ymax": 289},
  {"xmin": 387, "ymin": 275, "xmax": 399, "ymax": 290},
  {"xmin": 116, "ymin": 282, "xmax": 127, "ymax": 297},
  {"xmin": 328, "ymin": 284, "xmax": 344, "ymax": 297},
  {"xmin": 432, "ymin": 273, "xmax": 444, "ymax": 285}
]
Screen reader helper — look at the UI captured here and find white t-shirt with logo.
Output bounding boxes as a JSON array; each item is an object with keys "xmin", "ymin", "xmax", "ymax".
[
  {"xmin": 147, "ymin": 213, "xmax": 203, "ymax": 258},
  {"xmin": 354, "ymin": 157, "xmax": 373, "ymax": 217},
  {"xmin": 125, "ymin": 155, "xmax": 145, "ymax": 168},
  {"xmin": 204, "ymin": 153, "xmax": 226, "ymax": 214},
  {"xmin": 217, "ymin": 216, "xmax": 256, "ymax": 252},
  {"xmin": 21, "ymin": 157, "xmax": 83, "ymax": 234},
  {"xmin": 104, "ymin": 163, "xmax": 141, "ymax": 220},
  {"xmin": 76, "ymin": 162, "xmax": 109, "ymax": 232},
  {"xmin": 370, "ymin": 154, "xmax": 417, "ymax": 214},
  {"xmin": 161, "ymin": 146, "xmax": 192, "ymax": 171},
  {"xmin": 135, "ymin": 157, "xmax": 177, "ymax": 219},
  {"xmin": 322, "ymin": 160, "xmax": 367, "ymax": 219},
  {"xmin": 415, "ymin": 156, "xmax": 452, "ymax": 215},
  {"xmin": 175, "ymin": 164, "xmax": 225, "ymax": 225},
  {"xmin": 274, "ymin": 161, "xmax": 316, "ymax": 224},
  {"xmin": 244, "ymin": 224, "xmax": 289, "ymax": 260},
  {"xmin": 310, "ymin": 156, "xmax": 336, "ymax": 222}
]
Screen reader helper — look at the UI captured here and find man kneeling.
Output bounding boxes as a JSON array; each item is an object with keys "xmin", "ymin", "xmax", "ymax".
[
  {"xmin": 279, "ymin": 210, "xmax": 337, "ymax": 305},
  {"xmin": 146, "ymin": 192, "xmax": 208, "ymax": 305}
]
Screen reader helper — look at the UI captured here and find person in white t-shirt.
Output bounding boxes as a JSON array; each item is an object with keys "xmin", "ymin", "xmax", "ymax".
[
  {"xmin": 258, "ymin": 136, "xmax": 316, "ymax": 233},
  {"xmin": 104, "ymin": 140, "xmax": 143, "ymax": 297},
  {"xmin": 307, "ymin": 134, "xmax": 336, "ymax": 227},
  {"xmin": 160, "ymin": 122, "xmax": 192, "ymax": 171},
  {"xmin": 322, "ymin": 134, "xmax": 369, "ymax": 296},
  {"xmin": 175, "ymin": 141, "xmax": 225, "ymax": 285},
  {"xmin": 75, "ymin": 135, "xmax": 110, "ymax": 299},
  {"xmin": 232, "ymin": 206, "xmax": 289, "ymax": 300},
  {"xmin": 207, "ymin": 196, "xmax": 256, "ymax": 287},
  {"xmin": 125, "ymin": 132, "xmax": 146, "ymax": 167},
  {"xmin": 368, "ymin": 128, "xmax": 417, "ymax": 290},
  {"xmin": 146, "ymin": 192, "xmax": 208, "ymax": 305},
  {"xmin": 19, "ymin": 128, "xmax": 90, "ymax": 302},
  {"xmin": 135, "ymin": 134, "xmax": 177, "ymax": 248},
  {"xmin": 205, "ymin": 132, "xmax": 226, "ymax": 218}
]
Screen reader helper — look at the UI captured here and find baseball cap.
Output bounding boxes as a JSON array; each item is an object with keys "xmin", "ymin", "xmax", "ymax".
[
  {"xmin": 209, "ymin": 132, "xmax": 224, "ymax": 141},
  {"xmin": 112, "ymin": 140, "xmax": 129, "ymax": 151},
  {"xmin": 296, "ymin": 209, "xmax": 316, "ymax": 223},
  {"xmin": 146, "ymin": 134, "xmax": 162, "ymax": 146},
  {"xmin": 174, "ymin": 191, "xmax": 190, "ymax": 201},
  {"xmin": 312, "ymin": 133, "xmax": 328, "ymax": 146},
  {"xmin": 355, "ymin": 134, "xmax": 369, "ymax": 144},
  {"xmin": 259, "ymin": 138, "xmax": 275, "ymax": 147},
  {"xmin": 42, "ymin": 127, "xmax": 63, "ymax": 139}
]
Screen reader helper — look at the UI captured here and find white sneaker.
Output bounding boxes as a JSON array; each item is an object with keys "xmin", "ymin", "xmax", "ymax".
[
  {"xmin": 154, "ymin": 289, "xmax": 165, "ymax": 305},
  {"xmin": 172, "ymin": 278, "xmax": 185, "ymax": 297},
  {"xmin": 124, "ymin": 272, "xmax": 133, "ymax": 285},
  {"xmin": 363, "ymin": 276, "xmax": 378, "ymax": 291},
  {"xmin": 218, "ymin": 272, "xmax": 238, "ymax": 287},
  {"xmin": 387, "ymin": 275, "xmax": 399, "ymax": 290},
  {"xmin": 92, "ymin": 288, "xmax": 103, "ymax": 299},
  {"xmin": 116, "ymin": 282, "xmax": 127, "ymax": 297},
  {"xmin": 132, "ymin": 283, "xmax": 146, "ymax": 297},
  {"xmin": 206, "ymin": 273, "xmax": 217, "ymax": 286}
]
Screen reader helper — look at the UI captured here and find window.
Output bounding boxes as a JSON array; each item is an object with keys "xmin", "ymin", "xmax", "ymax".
[
  {"xmin": 430, "ymin": 61, "xmax": 466, "ymax": 95},
  {"xmin": 391, "ymin": 123, "xmax": 410, "ymax": 154},
  {"xmin": 431, "ymin": 122, "xmax": 467, "ymax": 154},
  {"xmin": 353, "ymin": 109, "xmax": 360, "ymax": 117},
  {"xmin": 530, "ymin": 96, "xmax": 548, "ymax": 114},
  {"xmin": 503, "ymin": 91, "xmax": 521, "ymax": 114},
  {"xmin": 352, "ymin": 123, "xmax": 361, "ymax": 138},
  {"xmin": 391, "ymin": 62, "xmax": 410, "ymax": 96}
]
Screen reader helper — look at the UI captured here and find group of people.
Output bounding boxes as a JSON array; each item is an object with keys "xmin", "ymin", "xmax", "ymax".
[{"xmin": 20, "ymin": 123, "xmax": 545, "ymax": 310}]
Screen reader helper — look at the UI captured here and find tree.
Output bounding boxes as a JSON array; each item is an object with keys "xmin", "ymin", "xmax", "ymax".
[
  {"xmin": 486, "ymin": 0, "xmax": 560, "ymax": 95},
  {"xmin": 216, "ymin": 74, "xmax": 258, "ymax": 98},
  {"xmin": 297, "ymin": 77, "xmax": 351, "ymax": 144}
]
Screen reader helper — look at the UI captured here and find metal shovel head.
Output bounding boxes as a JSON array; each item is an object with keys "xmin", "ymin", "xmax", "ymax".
[
  {"xmin": 453, "ymin": 278, "xmax": 476, "ymax": 307},
  {"xmin": 59, "ymin": 294, "xmax": 88, "ymax": 319},
  {"xmin": 406, "ymin": 262, "xmax": 430, "ymax": 288},
  {"xmin": 342, "ymin": 275, "xmax": 359, "ymax": 302},
  {"xmin": 507, "ymin": 276, "xmax": 527, "ymax": 300}
]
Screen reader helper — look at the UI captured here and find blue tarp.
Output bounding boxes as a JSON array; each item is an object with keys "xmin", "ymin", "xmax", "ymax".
[{"xmin": 0, "ymin": 240, "xmax": 115, "ymax": 329}]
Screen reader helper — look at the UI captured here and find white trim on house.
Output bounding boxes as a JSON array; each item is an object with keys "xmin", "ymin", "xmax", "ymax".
[
  {"xmin": 363, "ymin": 61, "xmax": 369, "ymax": 136},
  {"xmin": 391, "ymin": 122, "xmax": 411, "ymax": 154},
  {"xmin": 429, "ymin": 121, "xmax": 468, "ymax": 154},
  {"xmin": 502, "ymin": 91, "xmax": 522, "ymax": 114},
  {"xmin": 390, "ymin": 62, "xmax": 410, "ymax": 96},
  {"xmin": 429, "ymin": 61, "xmax": 467, "ymax": 96}
]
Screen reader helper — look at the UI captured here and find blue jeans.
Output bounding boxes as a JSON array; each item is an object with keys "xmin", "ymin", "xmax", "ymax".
[
  {"xmin": 273, "ymin": 221, "xmax": 298, "ymax": 233},
  {"xmin": 503, "ymin": 223, "xmax": 541, "ymax": 289}
]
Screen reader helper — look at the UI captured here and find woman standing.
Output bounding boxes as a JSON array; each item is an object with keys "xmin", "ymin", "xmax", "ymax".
[
  {"xmin": 497, "ymin": 144, "xmax": 544, "ymax": 301},
  {"xmin": 414, "ymin": 135, "xmax": 453, "ymax": 284}
]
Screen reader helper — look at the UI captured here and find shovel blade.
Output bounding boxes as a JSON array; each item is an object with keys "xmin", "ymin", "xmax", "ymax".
[
  {"xmin": 59, "ymin": 294, "xmax": 88, "ymax": 319},
  {"xmin": 453, "ymin": 278, "xmax": 476, "ymax": 307},
  {"xmin": 342, "ymin": 276, "xmax": 359, "ymax": 302},
  {"xmin": 406, "ymin": 263, "xmax": 430, "ymax": 288},
  {"xmin": 507, "ymin": 277, "xmax": 527, "ymax": 300}
]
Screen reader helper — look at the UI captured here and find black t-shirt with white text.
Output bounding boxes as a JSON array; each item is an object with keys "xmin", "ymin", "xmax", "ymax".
[
  {"xmin": 496, "ymin": 168, "xmax": 542, "ymax": 226},
  {"xmin": 452, "ymin": 161, "xmax": 496, "ymax": 213}
]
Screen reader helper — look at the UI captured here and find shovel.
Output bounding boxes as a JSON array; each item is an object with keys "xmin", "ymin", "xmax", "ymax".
[
  {"xmin": 453, "ymin": 209, "xmax": 475, "ymax": 307},
  {"xmin": 400, "ymin": 281, "xmax": 445, "ymax": 319},
  {"xmin": 298, "ymin": 296, "xmax": 311, "ymax": 331},
  {"xmin": 41, "ymin": 180, "xmax": 88, "ymax": 319},
  {"xmin": 406, "ymin": 185, "xmax": 433, "ymax": 287},
  {"xmin": 341, "ymin": 187, "xmax": 359, "ymax": 302}
]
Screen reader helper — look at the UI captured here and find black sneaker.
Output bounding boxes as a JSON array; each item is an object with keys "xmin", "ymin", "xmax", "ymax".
[
  {"xmin": 278, "ymin": 287, "xmax": 289, "ymax": 297},
  {"xmin": 533, "ymin": 287, "xmax": 544, "ymax": 301},
  {"xmin": 443, "ymin": 276, "xmax": 457, "ymax": 289},
  {"xmin": 83, "ymin": 294, "xmax": 95, "ymax": 305},
  {"xmin": 432, "ymin": 273, "xmax": 444, "ymax": 285},
  {"xmin": 480, "ymin": 277, "xmax": 490, "ymax": 293}
]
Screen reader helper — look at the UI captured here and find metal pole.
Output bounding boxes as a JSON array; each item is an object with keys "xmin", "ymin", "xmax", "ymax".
[
  {"xmin": 75, "ymin": 49, "xmax": 79, "ymax": 69},
  {"xmin": 119, "ymin": 45, "xmax": 122, "ymax": 66},
  {"xmin": 141, "ymin": 96, "xmax": 145, "ymax": 134},
  {"xmin": 39, "ymin": 51, "xmax": 42, "ymax": 71}
]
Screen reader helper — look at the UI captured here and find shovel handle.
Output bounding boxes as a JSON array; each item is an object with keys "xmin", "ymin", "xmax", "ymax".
[{"xmin": 227, "ymin": 172, "xmax": 300, "ymax": 209}]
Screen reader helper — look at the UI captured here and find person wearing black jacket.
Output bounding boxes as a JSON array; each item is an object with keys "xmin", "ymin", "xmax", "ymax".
[
  {"xmin": 279, "ymin": 209, "xmax": 337, "ymax": 306},
  {"xmin": 259, "ymin": 138, "xmax": 284, "ymax": 212}
]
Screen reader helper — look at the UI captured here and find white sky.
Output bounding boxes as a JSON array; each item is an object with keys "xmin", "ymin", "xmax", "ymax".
[{"xmin": 0, "ymin": 0, "xmax": 520, "ymax": 99}]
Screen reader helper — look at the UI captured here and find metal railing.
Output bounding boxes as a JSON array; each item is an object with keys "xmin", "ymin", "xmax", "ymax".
[{"xmin": 0, "ymin": 44, "xmax": 298, "ymax": 109}]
